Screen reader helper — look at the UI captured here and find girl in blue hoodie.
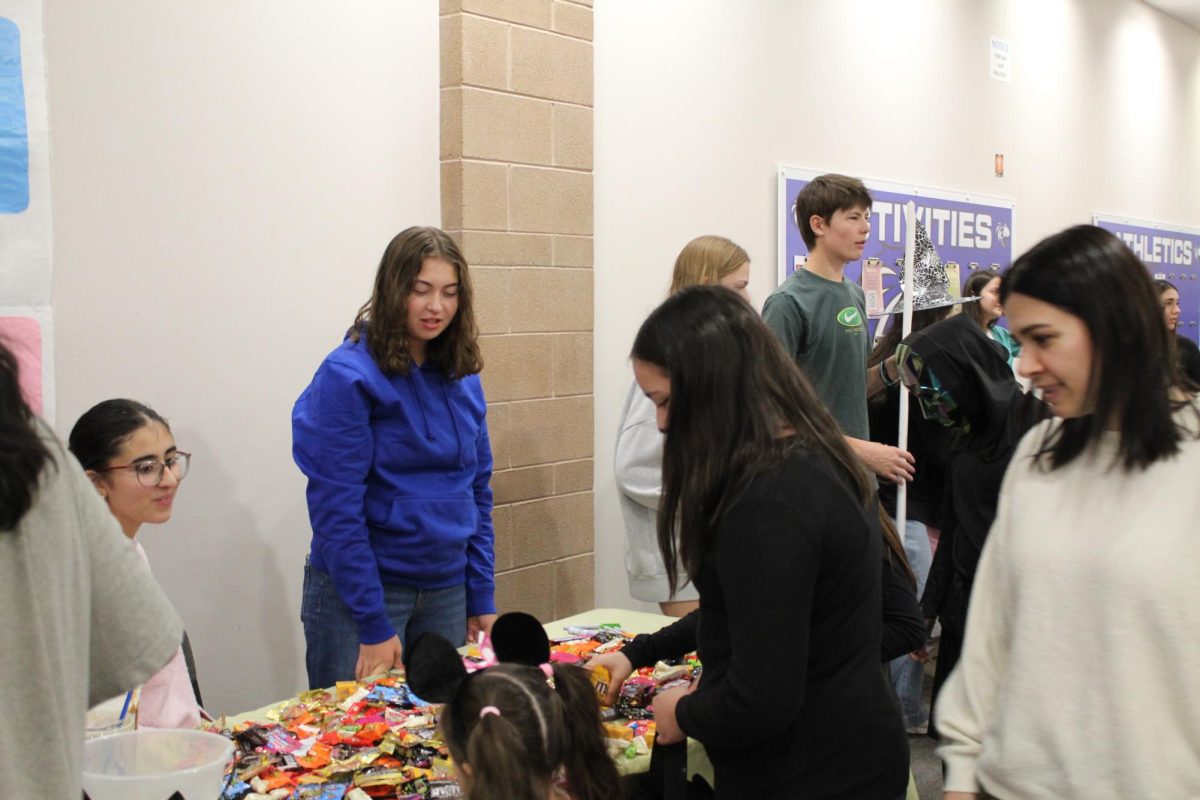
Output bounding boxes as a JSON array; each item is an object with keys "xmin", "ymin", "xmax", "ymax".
[{"xmin": 293, "ymin": 226, "xmax": 495, "ymax": 689}]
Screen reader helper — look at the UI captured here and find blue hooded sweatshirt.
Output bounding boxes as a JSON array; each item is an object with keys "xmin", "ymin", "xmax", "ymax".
[{"xmin": 292, "ymin": 336, "xmax": 495, "ymax": 645}]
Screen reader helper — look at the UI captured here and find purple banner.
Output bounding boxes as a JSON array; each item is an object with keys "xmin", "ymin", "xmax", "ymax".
[
  {"xmin": 1094, "ymin": 215, "xmax": 1200, "ymax": 344},
  {"xmin": 779, "ymin": 168, "xmax": 1015, "ymax": 339}
]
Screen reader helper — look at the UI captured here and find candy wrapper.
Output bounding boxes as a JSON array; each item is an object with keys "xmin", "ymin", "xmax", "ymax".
[
  {"xmin": 615, "ymin": 676, "xmax": 657, "ymax": 721},
  {"xmin": 295, "ymin": 784, "xmax": 350, "ymax": 800}
]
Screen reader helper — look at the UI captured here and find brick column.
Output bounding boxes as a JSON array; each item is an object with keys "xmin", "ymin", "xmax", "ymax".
[{"xmin": 440, "ymin": 0, "xmax": 594, "ymax": 621}]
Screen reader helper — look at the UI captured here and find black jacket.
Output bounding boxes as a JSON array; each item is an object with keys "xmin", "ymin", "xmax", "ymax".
[
  {"xmin": 903, "ymin": 314, "xmax": 1049, "ymax": 634},
  {"xmin": 869, "ymin": 380, "xmax": 952, "ymax": 527}
]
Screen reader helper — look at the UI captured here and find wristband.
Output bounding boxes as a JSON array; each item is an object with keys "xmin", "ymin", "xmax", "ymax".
[{"xmin": 880, "ymin": 359, "xmax": 900, "ymax": 388}]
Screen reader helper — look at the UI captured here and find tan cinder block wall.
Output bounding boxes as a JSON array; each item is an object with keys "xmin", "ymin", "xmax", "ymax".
[{"xmin": 440, "ymin": 0, "xmax": 595, "ymax": 622}]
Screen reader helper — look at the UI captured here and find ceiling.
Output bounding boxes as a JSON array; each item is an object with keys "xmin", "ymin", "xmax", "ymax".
[{"xmin": 1143, "ymin": 0, "xmax": 1200, "ymax": 30}]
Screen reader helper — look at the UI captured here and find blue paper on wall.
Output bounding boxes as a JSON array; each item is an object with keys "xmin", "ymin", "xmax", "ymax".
[{"xmin": 0, "ymin": 17, "xmax": 30, "ymax": 213}]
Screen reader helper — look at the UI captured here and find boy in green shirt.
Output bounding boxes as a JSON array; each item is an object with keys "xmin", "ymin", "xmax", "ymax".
[{"xmin": 763, "ymin": 174, "xmax": 914, "ymax": 484}]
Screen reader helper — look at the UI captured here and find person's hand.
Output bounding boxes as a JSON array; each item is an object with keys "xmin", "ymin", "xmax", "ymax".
[
  {"xmin": 651, "ymin": 686, "xmax": 688, "ymax": 744},
  {"xmin": 467, "ymin": 614, "xmax": 497, "ymax": 643},
  {"xmin": 909, "ymin": 645, "xmax": 930, "ymax": 663},
  {"xmin": 356, "ymin": 635, "xmax": 403, "ymax": 681},
  {"xmin": 587, "ymin": 651, "xmax": 634, "ymax": 706},
  {"xmin": 862, "ymin": 442, "xmax": 916, "ymax": 484}
]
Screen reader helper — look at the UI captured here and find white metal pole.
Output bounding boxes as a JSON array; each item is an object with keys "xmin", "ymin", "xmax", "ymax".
[{"xmin": 896, "ymin": 202, "xmax": 917, "ymax": 544}]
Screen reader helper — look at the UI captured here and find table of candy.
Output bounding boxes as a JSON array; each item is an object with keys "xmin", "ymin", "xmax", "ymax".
[{"xmin": 208, "ymin": 610, "xmax": 698, "ymax": 799}]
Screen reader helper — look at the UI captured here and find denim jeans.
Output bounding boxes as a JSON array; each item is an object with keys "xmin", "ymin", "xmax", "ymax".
[
  {"xmin": 301, "ymin": 563, "xmax": 466, "ymax": 689},
  {"xmin": 889, "ymin": 519, "xmax": 932, "ymax": 729}
]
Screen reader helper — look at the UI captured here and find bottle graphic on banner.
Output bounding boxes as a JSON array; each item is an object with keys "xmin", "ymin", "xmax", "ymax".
[
  {"xmin": 863, "ymin": 258, "xmax": 884, "ymax": 317},
  {"xmin": 945, "ymin": 262, "xmax": 961, "ymax": 297}
]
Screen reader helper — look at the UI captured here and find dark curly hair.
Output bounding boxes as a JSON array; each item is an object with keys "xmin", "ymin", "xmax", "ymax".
[{"xmin": 349, "ymin": 226, "xmax": 483, "ymax": 378}]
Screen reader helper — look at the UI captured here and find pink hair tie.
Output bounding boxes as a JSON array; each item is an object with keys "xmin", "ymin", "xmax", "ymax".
[
  {"xmin": 539, "ymin": 662, "xmax": 556, "ymax": 689},
  {"xmin": 479, "ymin": 705, "xmax": 501, "ymax": 719}
]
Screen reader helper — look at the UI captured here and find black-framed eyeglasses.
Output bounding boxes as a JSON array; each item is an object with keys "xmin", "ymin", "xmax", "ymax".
[{"xmin": 96, "ymin": 452, "xmax": 191, "ymax": 487}]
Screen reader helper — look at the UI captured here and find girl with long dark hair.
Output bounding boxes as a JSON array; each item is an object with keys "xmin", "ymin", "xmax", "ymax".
[
  {"xmin": 593, "ymin": 287, "xmax": 909, "ymax": 799},
  {"xmin": 293, "ymin": 226, "xmax": 495, "ymax": 688},
  {"xmin": 961, "ymin": 269, "xmax": 1020, "ymax": 367},
  {"xmin": 1154, "ymin": 278, "xmax": 1200, "ymax": 386},
  {"xmin": 938, "ymin": 226, "xmax": 1200, "ymax": 799}
]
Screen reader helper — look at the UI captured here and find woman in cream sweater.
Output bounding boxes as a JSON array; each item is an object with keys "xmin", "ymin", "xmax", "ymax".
[{"xmin": 937, "ymin": 225, "xmax": 1200, "ymax": 799}]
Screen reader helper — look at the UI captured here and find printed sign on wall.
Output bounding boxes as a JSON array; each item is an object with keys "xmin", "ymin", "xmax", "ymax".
[
  {"xmin": 0, "ymin": 0, "xmax": 52, "ymax": 306},
  {"xmin": 778, "ymin": 166, "xmax": 1016, "ymax": 339},
  {"xmin": 0, "ymin": 16, "xmax": 29, "ymax": 212},
  {"xmin": 0, "ymin": 307, "xmax": 53, "ymax": 420},
  {"xmin": 0, "ymin": 2, "xmax": 54, "ymax": 418},
  {"xmin": 1095, "ymin": 214, "xmax": 1200, "ymax": 344}
]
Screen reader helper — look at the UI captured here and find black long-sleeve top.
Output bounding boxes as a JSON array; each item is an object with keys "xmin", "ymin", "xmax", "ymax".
[
  {"xmin": 1177, "ymin": 334, "xmax": 1200, "ymax": 386},
  {"xmin": 621, "ymin": 451, "xmax": 908, "ymax": 799},
  {"xmin": 636, "ymin": 554, "xmax": 922, "ymax": 666},
  {"xmin": 881, "ymin": 555, "xmax": 926, "ymax": 661}
]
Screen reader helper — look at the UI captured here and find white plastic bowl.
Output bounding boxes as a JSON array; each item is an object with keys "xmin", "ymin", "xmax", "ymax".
[{"xmin": 82, "ymin": 729, "xmax": 233, "ymax": 800}]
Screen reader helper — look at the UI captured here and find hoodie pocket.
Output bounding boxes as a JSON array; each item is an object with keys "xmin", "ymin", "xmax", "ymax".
[
  {"xmin": 370, "ymin": 496, "xmax": 479, "ymax": 580},
  {"xmin": 382, "ymin": 496, "xmax": 478, "ymax": 544}
]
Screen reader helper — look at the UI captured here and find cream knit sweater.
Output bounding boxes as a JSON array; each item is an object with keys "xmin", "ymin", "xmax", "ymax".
[{"xmin": 937, "ymin": 414, "xmax": 1200, "ymax": 799}]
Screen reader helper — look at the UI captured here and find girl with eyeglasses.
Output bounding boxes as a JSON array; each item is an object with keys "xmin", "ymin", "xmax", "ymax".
[
  {"xmin": 69, "ymin": 399, "xmax": 201, "ymax": 729},
  {"xmin": 937, "ymin": 226, "xmax": 1200, "ymax": 799}
]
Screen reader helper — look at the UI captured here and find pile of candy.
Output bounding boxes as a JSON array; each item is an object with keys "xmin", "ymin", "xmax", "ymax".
[
  {"xmin": 211, "ymin": 624, "xmax": 701, "ymax": 799},
  {"xmin": 549, "ymin": 624, "xmax": 701, "ymax": 760},
  {"xmin": 210, "ymin": 677, "xmax": 460, "ymax": 799}
]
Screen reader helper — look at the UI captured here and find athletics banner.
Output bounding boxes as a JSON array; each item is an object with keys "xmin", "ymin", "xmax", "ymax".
[{"xmin": 1094, "ymin": 214, "xmax": 1200, "ymax": 343}]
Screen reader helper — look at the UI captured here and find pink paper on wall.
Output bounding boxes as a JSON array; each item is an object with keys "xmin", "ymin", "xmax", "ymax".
[{"xmin": 0, "ymin": 315, "xmax": 42, "ymax": 414}]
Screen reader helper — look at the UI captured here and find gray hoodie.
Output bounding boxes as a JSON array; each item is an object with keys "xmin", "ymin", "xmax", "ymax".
[{"xmin": 614, "ymin": 381, "xmax": 697, "ymax": 603}]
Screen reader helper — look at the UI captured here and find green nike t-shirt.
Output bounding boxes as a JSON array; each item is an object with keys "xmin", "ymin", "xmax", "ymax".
[{"xmin": 761, "ymin": 268, "xmax": 870, "ymax": 439}]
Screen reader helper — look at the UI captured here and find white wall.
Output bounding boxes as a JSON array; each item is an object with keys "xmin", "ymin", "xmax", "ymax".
[
  {"xmin": 594, "ymin": 0, "xmax": 1200, "ymax": 609},
  {"xmin": 46, "ymin": 1, "xmax": 440, "ymax": 713}
]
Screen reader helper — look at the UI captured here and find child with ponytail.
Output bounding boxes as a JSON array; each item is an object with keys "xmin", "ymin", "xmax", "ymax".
[{"xmin": 405, "ymin": 612, "xmax": 623, "ymax": 800}]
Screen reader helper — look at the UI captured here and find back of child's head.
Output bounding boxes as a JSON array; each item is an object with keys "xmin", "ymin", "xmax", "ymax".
[
  {"xmin": 794, "ymin": 173, "xmax": 873, "ymax": 251},
  {"xmin": 440, "ymin": 662, "xmax": 623, "ymax": 800}
]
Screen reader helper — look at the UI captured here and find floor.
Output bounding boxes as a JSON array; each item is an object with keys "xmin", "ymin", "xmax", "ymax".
[{"xmin": 909, "ymin": 642, "xmax": 942, "ymax": 799}]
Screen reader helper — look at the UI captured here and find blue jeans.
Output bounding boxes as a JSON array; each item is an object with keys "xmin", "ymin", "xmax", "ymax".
[
  {"xmin": 889, "ymin": 519, "xmax": 931, "ymax": 729},
  {"xmin": 301, "ymin": 563, "xmax": 466, "ymax": 689}
]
